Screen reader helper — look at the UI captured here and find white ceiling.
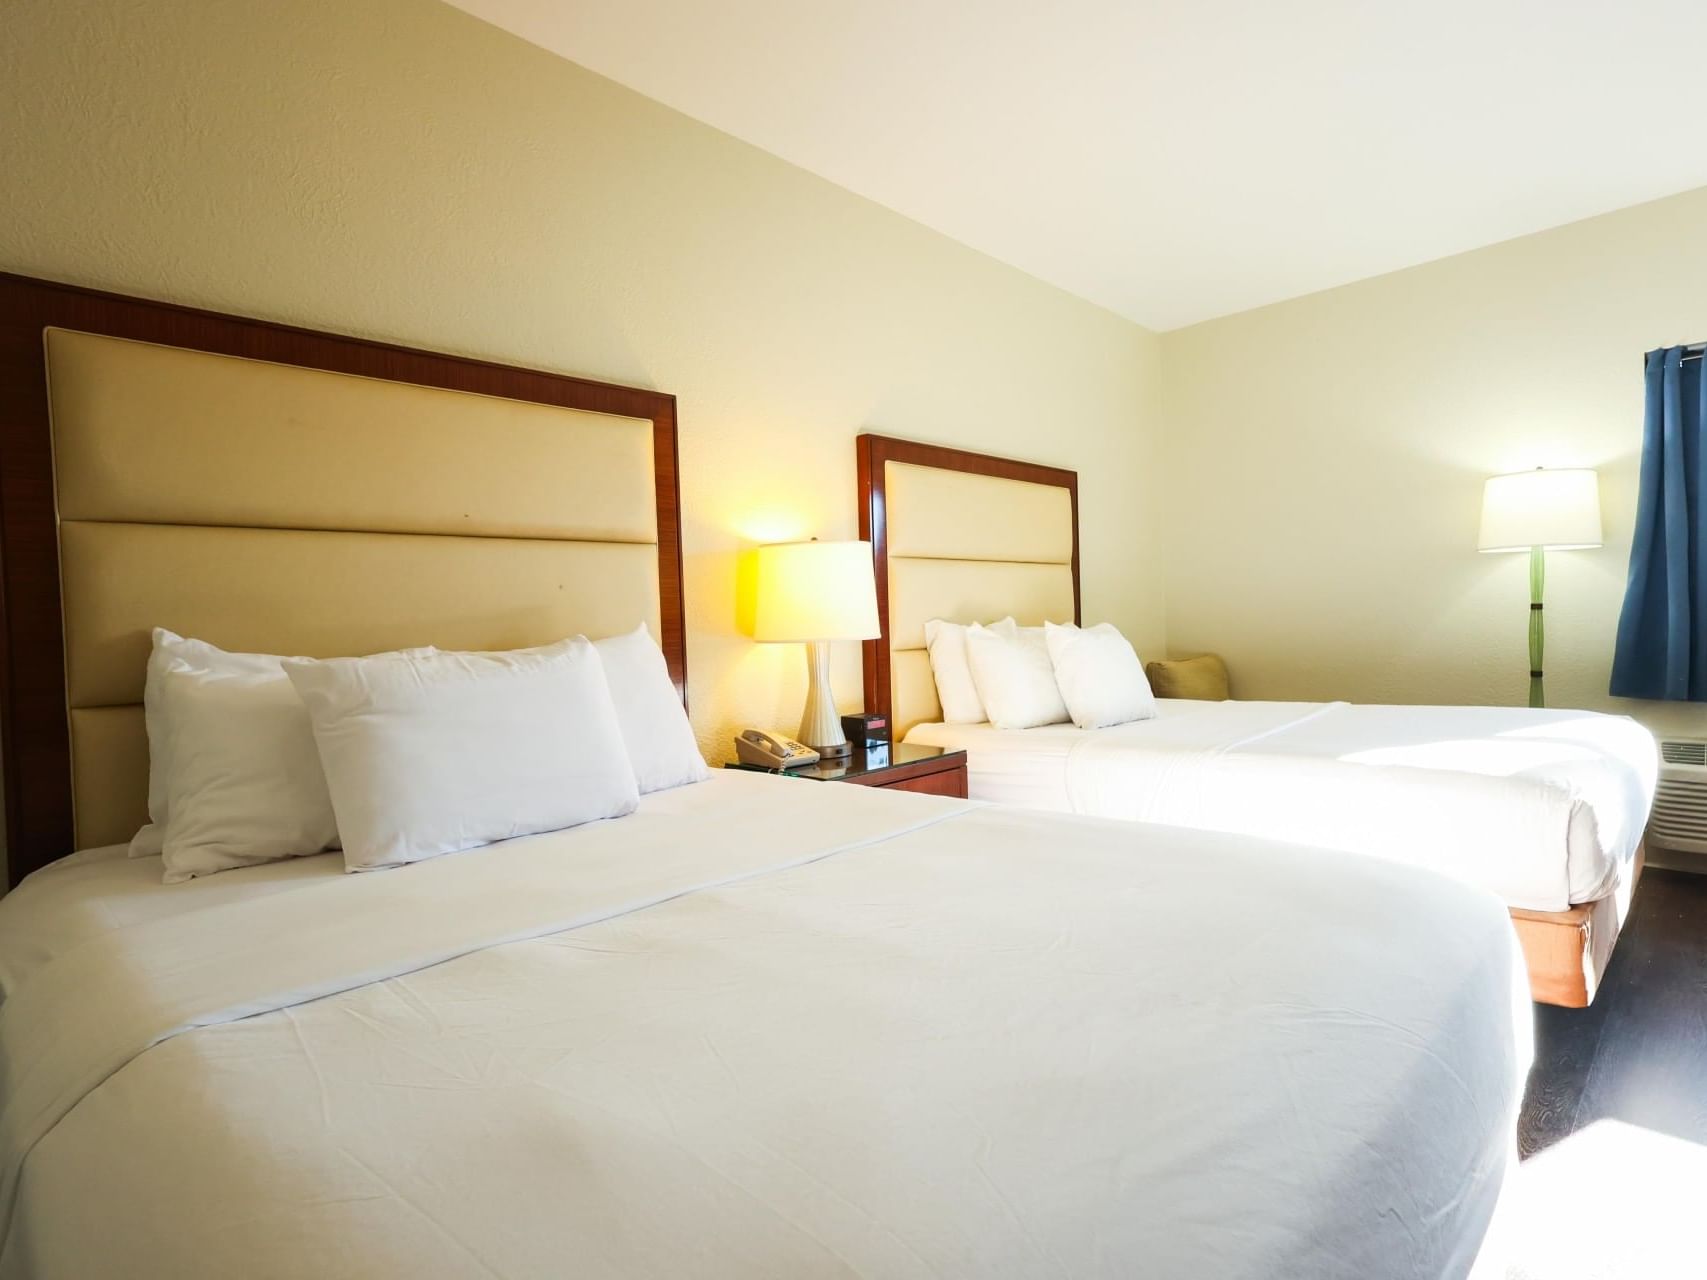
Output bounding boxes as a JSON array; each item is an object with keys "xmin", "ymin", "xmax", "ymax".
[{"xmin": 448, "ymin": 0, "xmax": 1707, "ymax": 331}]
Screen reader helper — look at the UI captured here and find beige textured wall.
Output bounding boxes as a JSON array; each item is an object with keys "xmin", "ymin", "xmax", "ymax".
[
  {"xmin": 1162, "ymin": 186, "xmax": 1707, "ymax": 738},
  {"xmin": 0, "ymin": 0, "xmax": 1163, "ymax": 764}
]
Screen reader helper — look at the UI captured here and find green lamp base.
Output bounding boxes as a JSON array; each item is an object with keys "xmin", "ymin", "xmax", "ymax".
[{"xmin": 1527, "ymin": 546, "xmax": 1545, "ymax": 709}]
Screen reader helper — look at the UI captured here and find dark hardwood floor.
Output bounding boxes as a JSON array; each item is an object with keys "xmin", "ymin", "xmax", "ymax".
[{"xmin": 1519, "ymin": 868, "xmax": 1707, "ymax": 1158}]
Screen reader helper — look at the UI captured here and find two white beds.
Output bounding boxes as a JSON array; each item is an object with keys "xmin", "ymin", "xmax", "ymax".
[
  {"xmin": 0, "ymin": 275, "xmax": 1528, "ymax": 1276},
  {"xmin": 859, "ymin": 434, "xmax": 1659, "ymax": 1006}
]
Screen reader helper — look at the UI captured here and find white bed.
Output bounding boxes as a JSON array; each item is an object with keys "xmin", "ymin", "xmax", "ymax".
[
  {"xmin": 857, "ymin": 434, "xmax": 1659, "ymax": 1005},
  {"xmin": 0, "ymin": 771, "xmax": 1529, "ymax": 1279},
  {"xmin": 908, "ymin": 698, "xmax": 1657, "ymax": 914}
]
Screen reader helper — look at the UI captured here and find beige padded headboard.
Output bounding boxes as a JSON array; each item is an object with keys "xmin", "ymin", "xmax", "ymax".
[
  {"xmin": 858, "ymin": 435, "xmax": 1079, "ymax": 738},
  {"xmin": 43, "ymin": 331, "xmax": 665, "ymax": 853},
  {"xmin": 47, "ymin": 329, "xmax": 668, "ymax": 849},
  {"xmin": 0, "ymin": 272, "xmax": 686, "ymax": 884}
]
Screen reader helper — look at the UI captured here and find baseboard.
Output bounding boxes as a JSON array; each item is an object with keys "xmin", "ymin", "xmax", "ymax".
[{"xmin": 1645, "ymin": 845, "xmax": 1707, "ymax": 875}]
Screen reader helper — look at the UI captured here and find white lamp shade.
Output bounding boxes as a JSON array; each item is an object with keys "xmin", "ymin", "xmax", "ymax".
[
  {"xmin": 1477, "ymin": 468, "xmax": 1603, "ymax": 552},
  {"xmin": 751, "ymin": 540, "xmax": 880, "ymax": 642}
]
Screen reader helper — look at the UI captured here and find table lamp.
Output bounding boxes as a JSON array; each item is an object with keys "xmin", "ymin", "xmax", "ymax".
[
  {"xmin": 1477, "ymin": 467, "xmax": 1602, "ymax": 708},
  {"xmin": 751, "ymin": 539, "xmax": 880, "ymax": 758}
]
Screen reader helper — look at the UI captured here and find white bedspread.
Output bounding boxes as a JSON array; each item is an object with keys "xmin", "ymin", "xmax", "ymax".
[
  {"xmin": 0, "ymin": 772, "xmax": 1528, "ymax": 1279},
  {"xmin": 909, "ymin": 699, "xmax": 1658, "ymax": 912}
]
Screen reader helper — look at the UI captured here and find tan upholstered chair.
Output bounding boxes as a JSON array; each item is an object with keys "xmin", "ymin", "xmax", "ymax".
[{"xmin": 1145, "ymin": 654, "xmax": 1231, "ymax": 700}]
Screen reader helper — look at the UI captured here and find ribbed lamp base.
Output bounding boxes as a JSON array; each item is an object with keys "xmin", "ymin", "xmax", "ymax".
[{"xmin": 798, "ymin": 641, "xmax": 851, "ymax": 758}]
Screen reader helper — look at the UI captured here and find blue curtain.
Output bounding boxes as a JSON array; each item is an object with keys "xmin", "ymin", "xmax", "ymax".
[{"xmin": 1610, "ymin": 347, "xmax": 1707, "ymax": 699}]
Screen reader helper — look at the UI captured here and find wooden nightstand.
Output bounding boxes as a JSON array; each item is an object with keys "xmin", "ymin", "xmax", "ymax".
[{"xmin": 726, "ymin": 743, "xmax": 968, "ymax": 798}]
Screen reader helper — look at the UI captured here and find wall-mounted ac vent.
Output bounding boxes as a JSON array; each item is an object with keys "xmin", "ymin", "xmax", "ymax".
[
  {"xmin": 1661, "ymin": 739, "xmax": 1706, "ymax": 766},
  {"xmin": 1651, "ymin": 737, "xmax": 1707, "ymax": 854}
]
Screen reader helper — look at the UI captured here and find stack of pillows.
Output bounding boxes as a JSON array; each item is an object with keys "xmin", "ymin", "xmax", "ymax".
[
  {"xmin": 923, "ymin": 618, "xmax": 1158, "ymax": 731},
  {"xmin": 130, "ymin": 625, "xmax": 709, "ymax": 884}
]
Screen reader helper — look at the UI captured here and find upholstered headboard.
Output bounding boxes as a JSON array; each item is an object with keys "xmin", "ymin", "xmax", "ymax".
[
  {"xmin": 857, "ymin": 435, "xmax": 1079, "ymax": 737},
  {"xmin": 0, "ymin": 273, "xmax": 685, "ymax": 885}
]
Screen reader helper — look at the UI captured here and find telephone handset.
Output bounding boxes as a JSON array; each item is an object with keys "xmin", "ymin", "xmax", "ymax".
[{"xmin": 735, "ymin": 729, "xmax": 820, "ymax": 770}]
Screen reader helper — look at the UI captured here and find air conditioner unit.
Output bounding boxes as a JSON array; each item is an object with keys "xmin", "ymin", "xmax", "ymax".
[{"xmin": 1650, "ymin": 738, "xmax": 1707, "ymax": 854}]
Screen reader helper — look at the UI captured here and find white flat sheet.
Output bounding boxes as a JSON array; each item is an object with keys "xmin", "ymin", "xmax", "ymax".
[
  {"xmin": 0, "ymin": 772, "xmax": 1528, "ymax": 1279},
  {"xmin": 909, "ymin": 699, "xmax": 1658, "ymax": 912}
]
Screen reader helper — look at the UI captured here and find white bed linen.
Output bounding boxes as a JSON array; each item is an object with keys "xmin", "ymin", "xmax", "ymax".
[
  {"xmin": 908, "ymin": 698, "xmax": 1658, "ymax": 912},
  {"xmin": 0, "ymin": 772, "xmax": 1527, "ymax": 1279}
]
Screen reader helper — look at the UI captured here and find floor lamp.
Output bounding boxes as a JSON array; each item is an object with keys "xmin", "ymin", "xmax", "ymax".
[{"xmin": 1478, "ymin": 467, "xmax": 1603, "ymax": 708}]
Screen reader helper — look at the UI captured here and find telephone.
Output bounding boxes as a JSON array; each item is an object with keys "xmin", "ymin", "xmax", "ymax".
[{"xmin": 735, "ymin": 729, "xmax": 820, "ymax": 770}]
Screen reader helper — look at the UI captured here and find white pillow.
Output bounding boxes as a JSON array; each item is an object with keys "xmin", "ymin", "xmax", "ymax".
[
  {"xmin": 593, "ymin": 625, "xmax": 708, "ymax": 793},
  {"xmin": 923, "ymin": 617, "xmax": 1017, "ymax": 723},
  {"xmin": 1044, "ymin": 622, "xmax": 1158, "ymax": 729},
  {"xmin": 285, "ymin": 638, "xmax": 639, "ymax": 871},
  {"xmin": 157, "ymin": 667, "xmax": 340, "ymax": 884},
  {"xmin": 964, "ymin": 622, "xmax": 1070, "ymax": 729},
  {"xmin": 130, "ymin": 629, "xmax": 292, "ymax": 858}
]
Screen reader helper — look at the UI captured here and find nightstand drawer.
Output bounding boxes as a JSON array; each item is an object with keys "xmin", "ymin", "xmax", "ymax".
[{"xmin": 867, "ymin": 765, "xmax": 968, "ymax": 799}]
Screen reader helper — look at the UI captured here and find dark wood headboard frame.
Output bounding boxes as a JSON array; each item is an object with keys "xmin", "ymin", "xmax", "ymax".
[
  {"xmin": 856, "ymin": 433, "xmax": 1080, "ymax": 725},
  {"xmin": 0, "ymin": 271, "xmax": 687, "ymax": 886}
]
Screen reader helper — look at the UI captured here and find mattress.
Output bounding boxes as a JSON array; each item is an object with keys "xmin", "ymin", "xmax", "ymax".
[
  {"xmin": 0, "ymin": 771, "xmax": 1528, "ymax": 1279},
  {"xmin": 908, "ymin": 698, "xmax": 1658, "ymax": 912}
]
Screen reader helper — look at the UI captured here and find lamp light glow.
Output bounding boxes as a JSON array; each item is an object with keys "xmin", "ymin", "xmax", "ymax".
[
  {"xmin": 1478, "ymin": 468, "xmax": 1603, "ymax": 553},
  {"xmin": 750, "ymin": 539, "xmax": 880, "ymax": 643}
]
